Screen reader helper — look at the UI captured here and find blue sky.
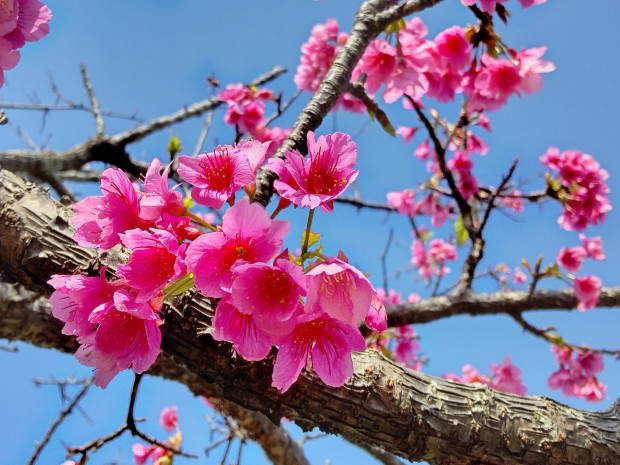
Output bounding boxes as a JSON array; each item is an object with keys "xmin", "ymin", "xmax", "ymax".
[{"xmin": 2, "ymin": 1, "xmax": 620, "ymax": 464}]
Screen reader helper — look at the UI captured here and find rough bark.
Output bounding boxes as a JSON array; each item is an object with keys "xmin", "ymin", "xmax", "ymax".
[{"xmin": 2, "ymin": 168, "xmax": 620, "ymax": 465}]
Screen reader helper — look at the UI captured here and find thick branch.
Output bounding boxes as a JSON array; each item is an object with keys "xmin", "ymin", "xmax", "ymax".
[
  {"xmin": 2, "ymin": 168, "xmax": 620, "ymax": 465},
  {"xmin": 254, "ymin": 0, "xmax": 446, "ymax": 207},
  {"xmin": 0, "ymin": 67, "xmax": 286, "ymax": 186}
]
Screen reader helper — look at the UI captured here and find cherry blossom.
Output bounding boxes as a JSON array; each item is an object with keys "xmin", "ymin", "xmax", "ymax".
[{"xmin": 272, "ymin": 131, "xmax": 358, "ymax": 213}]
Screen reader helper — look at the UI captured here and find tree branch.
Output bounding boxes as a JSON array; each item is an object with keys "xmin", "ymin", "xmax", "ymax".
[
  {"xmin": 253, "ymin": 0, "xmax": 446, "ymax": 208},
  {"xmin": 2, "ymin": 168, "xmax": 620, "ymax": 465}
]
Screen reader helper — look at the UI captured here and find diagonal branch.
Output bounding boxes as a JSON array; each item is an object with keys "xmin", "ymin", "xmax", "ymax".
[{"xmin": 253, "ymin": 0, "xmax": 446, "ymax": 208}]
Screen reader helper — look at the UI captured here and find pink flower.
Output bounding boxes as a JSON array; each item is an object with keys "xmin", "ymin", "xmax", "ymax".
[
  {"xmin": 573, "ymin": 275, "xmax": 602, "ymax": 311},
  {"xmin": 414, "ymin": 139, "xmax": 431, "ymax": 161},
  {"xmin": 185, "ymin": 198, "xmax": 289, "ymax": 297},
  {"xmin": 540, "ymin": 147, "xmax": 611, "ymax": 231},
  {"xmin": 556, "ymin": 246, "xmax": 587, "ymax": 273},
  {"xmin": 132, "ymin": 443, "xmax": 155, "ymax": 465},
  {"xmin": 294, "ymin": 19, "xmax": 340, "ymax": 93},
  {"xmin": 177, "ymin": 145, "xmax": 254, "ymax": 209},
  {"xmin": 515, "ymin": 47, "xmax": 555, "ymax": 95},
  {"xmin": 139, "ymin": 158, "xmax": 185, "ymax": 224},
  {"xmin": 273, "ymin": 131, "xmax": 358, "ymax": 213},
  {"xmin": 512, "ymin": 266, "xmax": 527, "ymax": 284},
  {"xmin": 463, "ymin": 54, "xmax": 521, "ymax": 111},
  {"xmin": 358, "ymin": 39, "xmax": 397, "ymax": 94},
  {"xmin": 579, "ymin": 234, "xmax": 605, "ymax": 261},
  {"xmin": 48, "ymin": 269, "xmax": 116, "ymax": 339},
  {"xmin": 396, "ymin": 126, "xmax": 418, "ymax": 144},
  {"xmin": 489, "ymin": 357, "xmax": 527, "ymax": 395},
  {"xmin": 387, "ymin": 189, "xmax": 416, "ymax": 216},
  {"xmin": 272, "ymin": 314, "xmax": 366, "ymax": 392},
  {"xmin": 365, "ymin": 294, "xmax": 387, "ymax": 333},
  {"xmin": 433, "ymin": 26, "xmax": 471, "ymax": 70},
  {"xmin": 72, "ymin": 168, "xmax": 141, "ymax": 251},
  {"xmin": 305, "ymin": 256, "xmax": 373, "ymax": 326},
  {"xmin": 77, "ymin": 292, "xmax": 162, "ymax": 388},
  {"xmin": 579, "ymin": 377, "xmax": 606, "ymax": 402},
  {"xmin": 159, "ymin": 406, "xmax": 178, "ymax": 432},
  {"xmin": 230, "ymin": 255, "xmax": 307, "ymax": 323},
  {"xmin": 547, "ymin": 368, "xmax": 583, "ymax": 397},
  {"xmin": 117, "ymin": 229, "xmax": 187, "ymax": 303},
  {"xmin": 573, "ymin": 350, "xmax": 604, "ymax": 376},
  {"xmin": 212, "ymin": 296, "xmax": 287, "ymax": 361},
  {"xmin": 0, "ymin": 0, "xmax": 52, "ymax": 47},
  {"xmin": 394, "ymin": 326, "xmax": 422, "ymax": 370}
]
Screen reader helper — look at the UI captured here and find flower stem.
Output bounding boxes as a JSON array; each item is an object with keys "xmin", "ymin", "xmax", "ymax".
[
  {"xmin": 301, "ymin": 208, "xmax": 315, "ymax": 257},
  {"xmin": 186, "ymin": 210, "xmax": 217, "ymax": 232}
]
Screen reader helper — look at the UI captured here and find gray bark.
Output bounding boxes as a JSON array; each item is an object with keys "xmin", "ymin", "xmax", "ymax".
[{"xmin": 2, "ymin": 168, "xmax": 620, "ymax": 465}]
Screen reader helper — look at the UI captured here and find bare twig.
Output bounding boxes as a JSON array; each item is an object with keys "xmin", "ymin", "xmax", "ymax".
[
  {"xmin": 80, "ymin": 64, "xmax": 104, "ymax": 136},
  {"xmin": 27, "ymin": 377, "xmax": 93, "ymax": 465}
]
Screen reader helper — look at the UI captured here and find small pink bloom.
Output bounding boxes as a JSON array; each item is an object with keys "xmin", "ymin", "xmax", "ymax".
[
  {"xmin": 556, "ymin": 246, "xmax": 587, "ymax": 273},
  {"xmin": 159, "ymin": 406, "xmax": 178, "ymax": 432},
  {"xmin": 573, "ymin": 275, "xmax": 602, "ymax": 311},
  {"xmin": 573, "ymin": 350, "xmax": 604, "ymax": 377},
  {"xmin": 387, "ymin": 189, "xmax": 416, "ymax": 216},
  {"xmin": 358, "ymin": 39, "xmax": 397, "ymax": 94},
  {"xmin": 272, "ymin": 314, "xmax": 366, "ymax": 392},
  {"xmin": 132, "ymin": 443, "xmax": 155, "ymax": 465},
  {"xmin": 433, "ymin": 26, "xmax": 471, "ymax": 70},
  {"xmin": 394, "ymin": 326, "xmax": 422, "ymax": 370},
  {"xmin": 489, "ymin": 357, "xmax": 527, "ymax": 395},
  {"xmin": 414, "ymin": 139, "xmax": 431, "ymax": 161},
  {"xmin": 177, "ymin": 145, "xmax": 254, "ymax": 209},
  {"xmin": 579, "ymin": 377, "xmax": 606, "ymax": 402},
  {"xmin": 547, "ymin": 368, "xmax": 584, "ymax": 397},
  {"xmin": 365, "ymin": 294, "xmax": 387, "ymax": 333},
  {"xmin": 541, "ymin": 147, "xmax": 611, "ymax": 231},
  {"xmin": 463, "ymin": 54, "xmax": 521, "ymax": 111},
  {"xmin": 515, "ymin": 47, "xmax": 555, "ymax": 95},
  {"xmin": 579, "ymin": 234, "xmax": 605, "ymax": 261},
  {"xmin": 396, "ymin": 126, "xmax": 418, "ymax": 144},
  {"xmin": 512, "ymin": 266, "xmax": 527, "ymax": 284}
]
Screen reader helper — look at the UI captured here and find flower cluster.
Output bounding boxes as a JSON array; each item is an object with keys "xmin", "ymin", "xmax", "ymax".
[
  {"xmin": 218, "ymin": 83, "xmax": 290, "ymax": 147},
  {"xmin": 555, "ymin": 234, "xmax": 605, "ymax": 312},
  {"xmin": 132, "ymin": 405, "xmax": 181, "ymax": 465},
  {"xmin": 372, "ymin": 290, "xmax": 423, "ymax": 370},
  {"xmin": 547, "ymin": 344, "xmax": 606, "ymax": 402},
  {"xmin": 0, "ymin": 0, "xmax": 51, "ymax": 86},
  {"xmin": 541, "ymin": 147, "xmax": 611, "ymax": 231},
  {"xmin": 443, "ymin": 357, "xmax": 527, "ymax": 395},
  {"xmin": 411, "ymin": 237, "xmax": 457, "ymax": 282},
  {"xmin": 50, "ymin": 131, "xmax": 384, "ymax": 393},
  {"xmin": 296, "ymin": 14, "xmax": 553, "ymax": 113}
]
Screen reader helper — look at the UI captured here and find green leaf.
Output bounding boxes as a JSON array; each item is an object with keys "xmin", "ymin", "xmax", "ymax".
[
  {"xmin": 454, "ymin": 214, "xmax": 469, "ymax": 247},
  {"xmin": 163, "ymin": 274, "xmax": 195, "ymax": 297},
  {"xmin": 302, "ymin": 231, "xmax": 321, "ymax": 249}
]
